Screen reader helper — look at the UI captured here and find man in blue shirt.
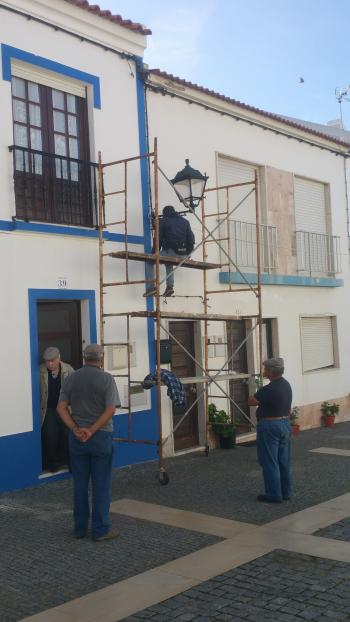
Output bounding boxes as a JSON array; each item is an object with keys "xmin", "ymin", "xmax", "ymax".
[{"xmin": 248, "ymin": 357, "xmax": 292, "ymax": 503}]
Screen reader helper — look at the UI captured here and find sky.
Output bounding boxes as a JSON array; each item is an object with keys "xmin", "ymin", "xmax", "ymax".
[{"xmin": 102, "ymin": 0, "xmax": 350, "ymax": 129}]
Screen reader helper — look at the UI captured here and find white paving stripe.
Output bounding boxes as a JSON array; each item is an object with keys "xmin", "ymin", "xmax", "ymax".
[{"xmin": 310, "ymin": 447, "xmax": 350, "ymax": 456}]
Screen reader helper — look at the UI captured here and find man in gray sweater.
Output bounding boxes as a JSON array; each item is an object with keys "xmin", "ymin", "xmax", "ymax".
[{"xmin": 57, "ymin": 344, "xmax": 120, "ymax": 541}]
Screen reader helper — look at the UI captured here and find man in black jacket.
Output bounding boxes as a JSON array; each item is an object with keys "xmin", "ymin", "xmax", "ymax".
[{"xmin": 144, "ymin": 205, "xmax": 195, "ymax": 297}]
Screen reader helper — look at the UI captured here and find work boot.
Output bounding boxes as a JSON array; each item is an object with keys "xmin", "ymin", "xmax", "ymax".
[
  {"xmin": 163, "ymin": 287, "xmax": 174, "ymax": 297},
  {"xmin": 143, "ymin": 288, "xmax": 156, "ymax": 297}
]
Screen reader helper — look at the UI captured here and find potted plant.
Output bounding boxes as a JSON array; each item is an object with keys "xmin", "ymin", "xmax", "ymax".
[
  {"xmin": 321, "ymin": 401, "xmax": 339, "ymax": 428},
  {"xmin": 290, "ymin": 406, "xmax": 300, "ymax": 436},
  {"xmin": 208, "ymin": 403, "xmax": 236, "ymax": 449}
]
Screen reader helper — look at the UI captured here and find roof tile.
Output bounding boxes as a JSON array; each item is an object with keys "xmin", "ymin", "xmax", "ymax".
[{"xmin": 64, "ymin": 0, "xmax": 151, "ymax": 35}]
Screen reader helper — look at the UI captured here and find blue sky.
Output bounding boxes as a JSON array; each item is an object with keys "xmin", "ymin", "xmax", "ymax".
[{"xmin": 103, "ymin": 0, "xmax": 350, "ymax": 128}]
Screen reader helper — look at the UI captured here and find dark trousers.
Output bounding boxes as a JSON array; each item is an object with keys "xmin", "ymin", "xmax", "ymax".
[
  {"xmin": 256, "ymin": 418, "xmax": 292, "ymax": 501},
  {"xmin": 41, "ymin": 407, "xmax": 69, "ymax": 471},
  {"xmin": 69, "ymin": 431, "xmax": 114, "ymax": 539}
]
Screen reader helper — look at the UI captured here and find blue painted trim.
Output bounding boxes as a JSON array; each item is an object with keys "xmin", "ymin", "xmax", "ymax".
[
  {"xmin": 1, "ymin": 44, "xmax": 101, "ymax": 108},
  {"xmin": 219, "ymin": 272, "xmax": 344, "ymax": 287},
  {"xmin": 0, "ymin": 219, "xmax": 144, "ymax": 244},
  {"xmin": 135, "ymin": 57, "xmax": 158, "ymax": 428},
  {"xmin": 28, "ymin": 289, "xmax": 97, "ymax": 479}
]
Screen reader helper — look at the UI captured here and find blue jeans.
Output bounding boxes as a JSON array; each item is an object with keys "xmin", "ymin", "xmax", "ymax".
[
  {"xmin": 69, "ymin": 431, "xmax": 114, "ymax": 539},
  {"xmin": 145, "ymin": 248, "xmax": 187, "ymax": 289},
  {"xmin": 256, "ymin": 419, "xmax": 292, "ymax": 501}
]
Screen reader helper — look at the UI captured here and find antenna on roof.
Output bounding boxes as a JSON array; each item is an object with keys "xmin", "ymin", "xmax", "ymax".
[{"xmin": 335, "ymin": 85, "xmax": 350, "ymax": 128}]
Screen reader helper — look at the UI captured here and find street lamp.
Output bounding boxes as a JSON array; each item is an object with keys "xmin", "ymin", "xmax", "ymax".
[{"xmin": 171, "ymin": 159, "xmax": 208, "ymax": 210}]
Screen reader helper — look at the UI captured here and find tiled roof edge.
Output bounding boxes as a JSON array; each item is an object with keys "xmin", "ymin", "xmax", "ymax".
[{"xmin": 64, "ymin": 0, "xmax": 152, "ymax": 36}]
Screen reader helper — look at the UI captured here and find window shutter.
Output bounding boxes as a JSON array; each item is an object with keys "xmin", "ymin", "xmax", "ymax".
[
  {"xmin": 294, "ymin": 177, "xmax": 326, "ymax": 234},
  {"xmin": 217, "ymin": 156, "xmax": 257, "ymax": 222},
  {"xmin": 300, "ymin": 316, "xmax": 334, "ymax": 372},
  {"xmin": 11, "ymin": 60, "xmax": 86, "ymax": 98}
]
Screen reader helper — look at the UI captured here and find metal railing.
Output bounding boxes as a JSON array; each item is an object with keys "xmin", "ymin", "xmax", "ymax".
[
  {"xmin": 296, "ymin": 230, "xmax": 341, "ymax": 275},
  {"xmin": 229, "ymin": 220, "xmax": 277, "ymax": 272},
  {"xmin": 9, "ymin": 145, "xmax": 98, "ymax": 227}
]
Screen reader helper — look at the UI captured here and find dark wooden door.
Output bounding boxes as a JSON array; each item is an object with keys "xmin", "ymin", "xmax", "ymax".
[
  {"xmin": 169, "ymin": 321, "xmax": 199, "ymax": 451},
  {"xmin": 37, "ymin": 301, "xmax": 82, "ymax": 369},
  {"xmin": 226, "ymin": 320, "xmax": 251, "ymax": 433}
]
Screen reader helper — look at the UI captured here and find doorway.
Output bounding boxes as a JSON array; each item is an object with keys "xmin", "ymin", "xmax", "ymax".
[
  {"xmin": 169, "ymin": 321, "xmax": 199, "ymax": 451},
  {"xmin": 226, "ymin": 320, "xmax": 251, "ymax": 433},
  {"xmin": 37, "ymin": 301, "xmax": 83, "ymax": 368}
]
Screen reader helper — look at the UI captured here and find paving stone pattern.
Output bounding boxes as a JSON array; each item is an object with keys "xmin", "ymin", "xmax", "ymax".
[
  {"xmin": 316, "ymin": 517, "xmax": 350, "ymax": 542},
  {"xmin": 0, "ymin": 504, "xmax": 220, "ymax": 622},
  {"xmin": 122, "ymin": 549, "xmax": 350, "ymax": 622}
]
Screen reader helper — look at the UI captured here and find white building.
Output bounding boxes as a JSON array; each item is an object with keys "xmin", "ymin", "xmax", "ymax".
[{"xmin": 1, "ymin": 0, "xmax": 349, "ymax": 492}]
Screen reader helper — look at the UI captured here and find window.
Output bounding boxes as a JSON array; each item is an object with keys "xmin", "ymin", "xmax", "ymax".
[
  {"xmin": 300, "ymin": 316, "xmax": 338, "ymax": 372},
  {"xmin": 11, "ymin": 76, "xmax": 95, "ymax": 227}
]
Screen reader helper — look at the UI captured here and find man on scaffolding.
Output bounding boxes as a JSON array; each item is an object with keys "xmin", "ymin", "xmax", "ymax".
[{"xmin": 143, "ymin": 205, "xmax": 195, "ymax": 298}]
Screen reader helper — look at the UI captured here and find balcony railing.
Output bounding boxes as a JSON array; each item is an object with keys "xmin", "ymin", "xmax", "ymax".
[
  {"xmin": 296, "ymin": 230, "xmax": 341, "ymax": 275},
  {"xmin": 229, "ymin": 220, "xmax": 277, "ymax": 273},
  {"xmin": 9, "ymin": 146, "xmax": 98, "ymax": 227}
]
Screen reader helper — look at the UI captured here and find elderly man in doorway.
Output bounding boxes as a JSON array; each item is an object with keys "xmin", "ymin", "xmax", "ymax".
[
  {"xmin": 57, "ymin": 344, "xmax": 120, "ymax": 542},
  {"xmin": 40, "ymin": 346, "xmax": 74, "ymax": 473},
  {"xmin": 248, "ymin": 357, "xmax": 292, "ymax": 504},
  {"xmin": 144, "ymin": 205, "xmax": 195, "ymax": 298}
]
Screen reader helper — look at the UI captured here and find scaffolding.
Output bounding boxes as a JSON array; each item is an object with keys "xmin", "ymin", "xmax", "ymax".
[{"xmin": 98, "ymin": 139, "xmax": 263, "ymax": 484}]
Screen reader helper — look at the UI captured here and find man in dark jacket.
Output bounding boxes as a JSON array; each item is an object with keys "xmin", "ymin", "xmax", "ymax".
[{"xmin": 144, "ymin": 205, "xmax": 195, "ymax": 297}]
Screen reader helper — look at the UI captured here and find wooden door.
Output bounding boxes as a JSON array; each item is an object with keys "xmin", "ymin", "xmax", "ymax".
[
  {"xmin": 37, "ymin": 301, "xmax": 82, "ymax": 369},
  {"xmin": 169, "ymin": 321, "xmax": 199, "ymax": 451},
  {"xmin": 226, "ymin": 320, "xmax": 251, "ymax": 433}
]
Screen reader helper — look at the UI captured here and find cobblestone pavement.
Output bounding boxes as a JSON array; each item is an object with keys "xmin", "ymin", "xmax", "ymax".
[
  {"xmin": 316, "ymin": 517, "xmax": 350, "ymax": 542},
  {"xmin": 2, "ymin": 422, "xmax": 350, "ymax": 621},
  {"xmin": 121, "ymin": 550, "xmax": 350, "ymax": 622}
]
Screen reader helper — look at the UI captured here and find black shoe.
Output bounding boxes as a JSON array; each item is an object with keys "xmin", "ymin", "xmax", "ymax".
[
  {"xmin": 163, "ymin": 287, "xmax": 174, "ymax": 297},
  {"xmin": 283, "ymin": 496, "xmax": 291, "ymax": 501},
  {"xmin": 143, "ymin": 288, "xmax": 156, "ymax": 297},
  {"xmin": 257, "ymin": 494, "xmax": 282, "ymax": 504}
]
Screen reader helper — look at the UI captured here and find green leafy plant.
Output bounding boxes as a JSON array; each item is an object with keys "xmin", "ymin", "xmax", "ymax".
[
  {"xmin": 208, "ymin": 403, "xmax": 235, "ymax": 438},
  {"xmin": 321, "ymin": 401, "xmax": 339, "ymax": 417},
  {"xmin": 290, "ymin": 406, "xmax": 299, "ymax": 424}
]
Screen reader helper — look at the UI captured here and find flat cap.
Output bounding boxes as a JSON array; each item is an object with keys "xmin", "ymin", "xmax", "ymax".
[
  {"xmin": 84, "ymin": 343, "xmax": 104, "ymax": 360},
  {"xmin": 43, "ymin": 346, "xmax": 60, "ymax": 361},
  {"xmin": 263, "ymin": 357, "xmax": 284, "ymax": 372}
]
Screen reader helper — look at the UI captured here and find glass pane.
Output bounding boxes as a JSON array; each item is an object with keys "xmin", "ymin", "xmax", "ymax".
[
  {"xmin": 53, "ymin": 110, "xmax": 66, "ymax": 133},
  {"xmin": 31, "ymin": 153, "xmax": 43, "ymax": 175},
  {"xmin": 29, "ymin": 104, "xmax": 41, "ymax": 127},
  {"xmin": 68, "ymin": 115, "xmax": 77, "ymax": 136},
  {"xmin": 15, "ymin": 149, "xmax": 29, "ymax": 172},
  {"xmin": 12, "ymin": 77, "xmax": 25, "ymax": 98},
  {"xmin": 55, "ymin": 158, "xmax": 68, "ymax": 180},
  {"xmin": 67, "ymin": 94, "xmax": 76, "ymax": 113},
  {"xmin": 70, "ymin": 161, "xmax": 79, "ymax": 182},
  {"xmin": 14, "ymin": 123, "xmax": 28, "ymax": 147},
  {"xmin": 54, "ymin": 133, "xmax": 67, "ymax": 156},
  {"xmin": 28, "ymin": 82, "xmax": 40, "ymax": 103},
  {"xmin": 30, "ymin": 128, "xmax": 42, "ymax": 150},
  {"xmin": 52, "ymin": 89, "xmax": 65, "ymax": 110},
  {"xmin": 69, "ymin": 137, "xmax": 78, "ymax": 159},
  {"xmin": 13, "ymin": 99, "xmax": 27, "ymax": 123}
]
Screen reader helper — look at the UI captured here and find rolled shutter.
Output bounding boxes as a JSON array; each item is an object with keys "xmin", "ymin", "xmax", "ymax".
[
  {"xmin": 294, "ymin": 177, "xmax": 326, "ymax": 234},
  {"xmin": 11, "ymin": 59, "xmax": 86, "ymax": 98},
  {"xmin": 300, "ymin": 316, "xmax": 334, "ymax": 371},
  {"xmin": 217, "ymin": 156, "xmax": 257, "ymax": 223}
]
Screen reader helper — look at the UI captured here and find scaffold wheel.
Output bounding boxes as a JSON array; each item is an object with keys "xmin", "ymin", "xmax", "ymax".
[
  {"xmin": 204, "ymin": 444, "xmax": 210, "ymax": 456},
  {"xmin": 158, "ymin": 470, "xmax": 169, "ymax": 485}
]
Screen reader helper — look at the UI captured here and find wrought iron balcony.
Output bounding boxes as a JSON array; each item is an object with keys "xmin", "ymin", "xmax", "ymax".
[
  {"xmin": 296, "ymin": 230, "xmax": 341, "ymax": 276},
  {"xmin": 9, "ymin": 146, "xmax": 98, "ymax": 227},
  {"xmin": 229, "ymin": 220, "xmax": 277, "ymax": 273}
]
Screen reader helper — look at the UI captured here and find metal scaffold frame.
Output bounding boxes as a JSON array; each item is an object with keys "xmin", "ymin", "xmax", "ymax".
[{"xmin": 98, "ymin": 138, "xmax": 263, "ymax": 484}]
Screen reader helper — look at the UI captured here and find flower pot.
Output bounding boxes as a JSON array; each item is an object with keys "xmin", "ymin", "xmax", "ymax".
[
  {"xmin": 291, "ymin": 424, "xmax": 300, "ymax": 436},
  {"xmin": 219, "ymin": 432, "xmax": 236, "ymax": 449},
  {"xmin": 323, "ymin": 414, "xmax": 335, "ymax": 428}
]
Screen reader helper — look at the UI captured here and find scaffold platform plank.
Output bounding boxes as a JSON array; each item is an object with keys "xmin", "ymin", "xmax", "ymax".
[
  {"xmin": 180, "ymin": 373, "xmax": 250, "ymax": 384},
  {"xmin": 103, "ymin": 310, "xmax": 257, "ymax": 321},
  {"xmin": 108, "ymin": 251, "xmax": 220, "ymax": 270}
]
